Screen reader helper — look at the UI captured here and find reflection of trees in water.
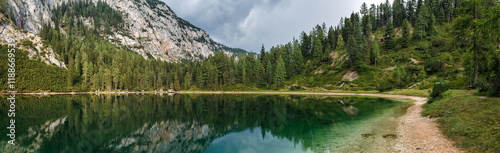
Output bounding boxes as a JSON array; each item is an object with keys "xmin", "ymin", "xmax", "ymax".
[{"xmin": 0, "ymin": 95, "xmax": 399, "ymax": 152}]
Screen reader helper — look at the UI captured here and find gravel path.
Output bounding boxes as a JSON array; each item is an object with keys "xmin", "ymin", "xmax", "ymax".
[{"xmin": 397, "ymin": 97, "xmax": 463, "ymax": 153}]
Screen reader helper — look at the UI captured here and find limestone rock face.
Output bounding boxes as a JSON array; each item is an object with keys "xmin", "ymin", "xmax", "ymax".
[
  {"xmin": 0, "ymin": 14, "xmax": 66, "ymax": 68},
  {"xmin": 6, "ymin": 0, "xmax": 245, "ymax": 64}
]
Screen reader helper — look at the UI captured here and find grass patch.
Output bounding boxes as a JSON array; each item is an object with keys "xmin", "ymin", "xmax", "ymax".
[
  {"xmin": 422, "ymin": 90, "xmax": 500, "ymax": 152},
  {"xmin": 382, "ymin": 89, "xmax": 430, "ymax": 97}
]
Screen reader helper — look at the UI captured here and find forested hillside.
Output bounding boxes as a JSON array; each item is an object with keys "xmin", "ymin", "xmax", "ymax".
[{"xmin": 0, "ymin": 0, "xmax": 499, "ymax": 96}]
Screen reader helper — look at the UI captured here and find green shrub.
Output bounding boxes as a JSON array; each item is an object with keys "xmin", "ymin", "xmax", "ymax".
[
  {"xmin": 376, "ymin": 79, "xmax": 394, "ymax": 92},
  {"xmin": 21, "ymin": 39, "xmax": 34, "ymax": 48},
  {"xmin": 289, "ymin": 85, "xmax": 301, "ymax": 90},
  {"xmin": 415, "ymin": 42, "xmax": 429, "ymax": 50},
  {"xmin": 427, "ymin": 80, "xmax": 449, "ymax": 103},
  {"xmin": 431, "ymin": 35, "xmax": 447, "ymax": 48},
  {"xmin": 424, "ymin": 60, "xmax": 444, "ymax": 74},
  {"xmin": 477, "ymin": 77, "xmax": 500, "ymax": 97},
  {"xmin": 133, "ymin": 87, "xmax": 142, "ymax": 91}
]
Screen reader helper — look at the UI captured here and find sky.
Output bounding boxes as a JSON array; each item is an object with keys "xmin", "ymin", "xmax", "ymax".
[{"xmin": 162, "ymin": 0, "xmax": 387, "ymax": 53}]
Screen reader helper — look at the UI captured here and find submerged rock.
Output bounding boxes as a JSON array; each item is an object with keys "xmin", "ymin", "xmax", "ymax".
[{"xmin": 342, "ymin": 106, "xmax": 359, "ymax": 116}]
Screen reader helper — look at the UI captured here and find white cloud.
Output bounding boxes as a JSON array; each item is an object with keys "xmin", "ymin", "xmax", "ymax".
[{"xmin": 162, "ymin": 0, "xmax": 386, "ymax": 52}]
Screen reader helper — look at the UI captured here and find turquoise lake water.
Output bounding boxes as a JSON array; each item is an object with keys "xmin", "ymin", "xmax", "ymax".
[{"xmin": 0, "ymin": 94, "xmax": 407, "ymax": 153}]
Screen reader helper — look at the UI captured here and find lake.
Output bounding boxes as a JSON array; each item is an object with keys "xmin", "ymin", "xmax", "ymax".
[{"xmin": 0, "ymin": 94, "xmax": 409, "ymax": 153}]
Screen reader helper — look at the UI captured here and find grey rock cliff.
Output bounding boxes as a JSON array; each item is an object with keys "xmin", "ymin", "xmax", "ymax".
[{"xmin": 5, "ymin": 0, "xmax": 245, "ymax": 64}]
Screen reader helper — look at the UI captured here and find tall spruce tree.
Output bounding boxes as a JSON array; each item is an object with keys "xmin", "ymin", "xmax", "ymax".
[
  {"xmin": 347, "ymin": 35, "xmax": 360, "ymax": 69},
  {"xmin": 451, "ymin": 0, "xmax": 499, "ymax": 87},
  {"xmin": 260, "ymin": 44, "xmax": 266, "ymax": 68},
  {"xmin": 361, "ymin": 14, "xmax": 372, "ymax": 40},
  {"xmin": 266, "ymin": 59, "xmax": 272, "ymax": 84},
  {"xmin": 336, "ymin": 35, "xmax": 346, "ymax": 70},
  {"xmin": 407, "ymin": 0, "xmax": 416, "ymax": 23},
  {"xmin": 274, "ymin": 56, "xmax": 286, "ymax": 89},
  {"xmin": 312, "ymin": 36, "xmax": 323, "ymax": 64},
  {"xmin": 241, "ymin": 60, "xmax": 247, "ymax": 86},
  {"xmin": 402, "ymin": 19, "xmax": 411, "ymax": 48},
  {"xmin": 174, "ymin": 72, "xmax": 180, "ymax": 91},
  {"xmin": 385, "ymin": 19, "xmax": 395, "ymax": 49},
  {"xmin": 184, "ymin": 72, "xmax": 191, "ymax": 90},
  {"xmin": 292, "ymin": 41, "xmax": 303, "ymax": 75},
  {"xmin": 370, "ymin": 40, "xmax": 380, "ymax": 67},
  {"xmin": 415, "ymin": 2, "xmax": 430, "ymax": 39},
  {"xmin": 300, "ymin": 32, "xmax": 311, "ymax": 58},
  {"xmin": 392, "ymin": 0, "xmax": 406, "ymax": 27}
]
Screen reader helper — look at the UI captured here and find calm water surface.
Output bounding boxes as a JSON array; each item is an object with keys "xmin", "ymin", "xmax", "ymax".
[{"xmin": 0, "ymin": 94, "xmax": 407, "ymax": 153}]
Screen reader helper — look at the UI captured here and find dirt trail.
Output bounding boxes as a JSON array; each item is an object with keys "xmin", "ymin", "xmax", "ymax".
[{"xmin": 397, "ymin": 97, "xmax": 463, "ymax": 153}]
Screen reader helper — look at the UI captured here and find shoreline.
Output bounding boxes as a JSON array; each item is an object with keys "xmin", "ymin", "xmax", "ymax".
[{"xmin": 0, "ymin": 90, "xmax": 462, "ymax": 152}]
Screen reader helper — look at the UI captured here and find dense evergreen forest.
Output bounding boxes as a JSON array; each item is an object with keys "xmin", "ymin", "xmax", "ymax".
[{"xmin": 0, "ymin": 0, "xmax": 499, "ymax": 96}]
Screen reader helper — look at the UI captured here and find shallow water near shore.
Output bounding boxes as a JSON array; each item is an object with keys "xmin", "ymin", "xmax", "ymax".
[{"xmin": 0, "ymin": 94, "xmax": 409, "ymax": 153}]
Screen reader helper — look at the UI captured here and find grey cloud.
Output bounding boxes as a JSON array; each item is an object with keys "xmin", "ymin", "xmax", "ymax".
[{"xmin": 162, "ymin": 0, "xmax": 386, "ymax": 52}]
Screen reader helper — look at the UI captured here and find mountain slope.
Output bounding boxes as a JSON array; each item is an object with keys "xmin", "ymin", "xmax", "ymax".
[{"xmin": 4, "ymin": 0, "xmax": 246, "ymax": 62}]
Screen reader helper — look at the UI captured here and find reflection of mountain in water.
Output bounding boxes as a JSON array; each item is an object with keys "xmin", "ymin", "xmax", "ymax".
[
  {"xmin": 107, "ymin": 121, "xmax": 220, "ymax": 153},
  {"xmin": 0, "ymin": 94, "xmax": 401, "ymax": 153}
]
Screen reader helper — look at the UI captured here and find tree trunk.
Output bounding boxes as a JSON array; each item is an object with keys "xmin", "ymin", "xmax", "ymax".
[
  {"xmin": 470, "ymin": 64, "xmax": 473, "ymax": 86},
  {"xmin": 473, "ymin": 5, "xmax": 479, "ymax": 86}
]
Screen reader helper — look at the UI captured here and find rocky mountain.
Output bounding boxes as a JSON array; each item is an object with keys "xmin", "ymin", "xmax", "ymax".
[{"xmin": 3, "ymin": 0, "xmax": 247, "ymax": 63}]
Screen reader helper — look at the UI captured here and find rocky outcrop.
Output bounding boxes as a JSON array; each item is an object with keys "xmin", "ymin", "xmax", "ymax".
[
  {"xmin": 0, "ymin": 13, "xmax": 66, "ymax": 68},
  {"xmin": 5, "ymin": 0, "xmax": 246, "ymax": 63},
  {"xmin": 340, "ymin": 71, "xmax": 359, "ymax": 82}
]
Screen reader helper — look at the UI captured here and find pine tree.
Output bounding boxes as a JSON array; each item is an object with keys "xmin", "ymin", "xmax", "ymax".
[
  {"xmin": 392, "ymin": 0, "xmax": 406, "ymax": 27},
  {"xmin": 196, "ymin": 67, "xmax": 204, "ymax": 87},
  {"xmin": 385, "ymin": 19, "xmax": 395, "ymax": 49},
  {"xmin": 402, "ymin": 19, "xmax": 411, "ymax": 48},
  {"xmin": 300, "ymin": 32, "xmax": 311, "ymax": 58},
  {"xmin": 241, "ymin": 60, "xmax": 246, "ymax": 86},
  {"xmin": 174, "ymin": 72, "xmax": 180, "ymax": 91},
  {"xmin": 336, "ymin": 35, "xmax": 346, "ymax": 70},
  {"xmin": 312, "ymin": 36, "xmax": 323, "ymax": 64},
  {"xmin": 253, "ymin": 57, "xmax": 260, "ymax": 82},
  {"xmin": 257, "ymin": 60, "xmax": 266, "ymax": 87},
  {"xmin": 407, "ymin": 0, "xmax": 416, "ymax": 23},
  {"xmin": 75, "ymin": 51, "xmax": 82, "ymax": 76},
  {"xmin": 327, "ymin": 26, "xmax": 335, "ymax": 51},
  {"xmin": 113, "ymin": 67, "xmax": 120, "ymax": 90},
  {"xmin": 336, "ymin": 35, "xmax": 345, "ymax": 51},
  {"xmin": 370, "ymin": 4, "xmax": 377, "ymax": 30},
  {"xmin": 361, "ymin": 2, "xmax": 368, "ymax": 16},
  {"xmin": 354, "ymin": 21, "xmax": 363, "ymax": 44},
  {"xmin": 415, "ymin": 3, "xmax": 430, "ymax": 39},
  {"xmin": 370, "ymin": 40, "xmax": 380, "ymax": 67},
  {"xmin": 361, "ymin": 15, "xmax": 372, "ymax": 40},
  {"xmin": 266, "ymin": 59, "xmax": 272, "ymax": 84},
  {"xmin": 184, "ymin": 72, "xmax": 191, "ymax": 90},
  {"xmin": 451, "ymin": 0, "xmax": 499, "ymax": 87},
  {"xmin": 260, "ymin": 44, "xmax": 266, "ymax": 68},
  {"xmin": 273, "ymin": 56, "xmax": 286, "ymax": 89},
  {"xmin": 347, "ymin": 35, "xmax": 360, "ymax": 69},
  {"xmin": 104, "ymin": 68, "xmax": 112, "ymax": 91},
  {"xmin": 82, "ymin": 61, "xmax": 90, "ymax": 84},
  {"xmin": 343, "ymin": 19, "xmax": 353, "ymax": 42},
  {"xmin": 292, "ymin": 42, "xmax": 303, "ymax": 75},
  {"xmin": 67, "ymin": 60, "xmax": 74, "ymax": 87}
]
